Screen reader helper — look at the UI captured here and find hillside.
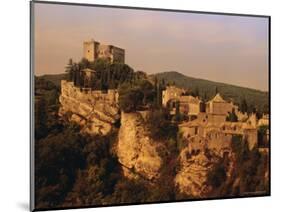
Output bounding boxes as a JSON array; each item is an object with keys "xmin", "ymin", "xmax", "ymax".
[
  {"xmin": 36, "ymin": 73, "xmax": 67, "ymax": 88},
  {"xmin": 151, "ymin": 71, "xmax": 269, "ymax": 112}
]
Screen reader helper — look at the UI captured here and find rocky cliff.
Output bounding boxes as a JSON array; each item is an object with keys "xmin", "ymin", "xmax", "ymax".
[
  {"xmin": 175, "ymin": 149, "xmax": 218, "ymax": 197},
  {"xmin": 175, "ymin": 147, "xmax": 236, "ymax": 198},
  {"xmin": 59, "ymin": 80, "xmax": 120, "ymax": 135},
  {"xmin": 116, "ymin": 112, "xmax": 168, "ymax": 181}
]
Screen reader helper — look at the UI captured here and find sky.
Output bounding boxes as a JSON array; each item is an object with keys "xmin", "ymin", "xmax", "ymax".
[{"xmin": 34, "ymin": 3, "xmax": 269, "ymax": 91}]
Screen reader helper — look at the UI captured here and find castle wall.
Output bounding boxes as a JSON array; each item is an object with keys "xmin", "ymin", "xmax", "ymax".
[
  {"xmin": 98, "ymin": 44, "xmax": 112, "ymax": 61},
  {"xmin": 61, "ymin": 80, "xmax": 118, "ymax": 106},
  {"xmin": 112, "ymin": 46, "xmax": 125, "ymax": 63}
]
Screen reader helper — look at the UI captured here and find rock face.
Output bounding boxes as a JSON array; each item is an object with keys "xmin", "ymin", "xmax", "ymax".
[
  {"xmin": 117, "ymin": 112, "xmax": 167, "ymax": 181},
  {"xmin": 59, "ymin": 80, "xmax": 120, "ymax": 135},
  {"xmin": 175, "ymin": 148, "xmax": 220, "ymax": 198}
]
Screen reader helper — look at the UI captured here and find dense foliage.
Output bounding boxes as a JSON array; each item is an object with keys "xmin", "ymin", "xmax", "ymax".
[
  {"xmin": 231, "ymin": 136, "xmax": 269, "ymax": 195},
  {"xmin": 66, "ymin": 58, "xmax": 136, "ymax": 90},
  {"xmin": 35, "ymin": 125, "xmax": 86, "ymax": 208},
  {"xmin": 35, "ymin": 77, "xmax": 62, "ymax": 139}
]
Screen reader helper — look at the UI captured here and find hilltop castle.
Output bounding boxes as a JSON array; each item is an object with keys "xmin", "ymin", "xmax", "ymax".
[{"xmin": 83, "ymin": 39, "xmax": 125, "ymax": 63}]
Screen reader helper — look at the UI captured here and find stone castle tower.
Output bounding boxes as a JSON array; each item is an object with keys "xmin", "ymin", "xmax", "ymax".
[{"xmin": 83, "ymin": 39, "xmax": 125, "ymax": 63}]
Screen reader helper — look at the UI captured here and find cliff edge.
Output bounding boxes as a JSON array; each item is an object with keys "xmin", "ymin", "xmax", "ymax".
[{"xmin": 59, "ymin": 80, "xmax": 120, "ymax": 135}]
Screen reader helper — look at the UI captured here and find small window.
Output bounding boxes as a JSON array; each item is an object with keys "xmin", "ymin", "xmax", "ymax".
[{"xmin": 195, "ymin": 127, "xmax": 198, "ymax": 135}]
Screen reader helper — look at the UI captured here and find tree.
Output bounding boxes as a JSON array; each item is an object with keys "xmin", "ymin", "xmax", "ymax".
[
  {"xmin": 65, "ymin": 58, "xmax": 74, "ymax": 81},
  {"xmin": 118, "ymin": 84, "xmax": 144, "ymax": 112},
  {"xmin": 256, "ymin": 110, "xmax": 263, "ymax": 119},
  {"xmin": 215, "ymin": 86, "xmax": 218, "ymax": 94},
  {"xmin": 207, "ymin": 160, "xmax": 226, "ymax": 188},
  {"xmin": 226, "ymin": 108, "xmax": 238, "ymax": 122},
  {"xmin": 194, "ymin": 87, "xmax": 200, "ymax": 97},
  {"xmin": 203, "ymin": 92, "xmax": 207, "ymax": 102},
  {"xmin": 145, "ymin": 109, "xmax": 178, "ymax": 140},
  {"xmin": 240, "ymin": 98, "xmax": 248, "ymax": 113},
  {"xmin": 79, "ymin": 58, "xmax": 90, "ymax": 69},
  {"xmin": 174, "ymin": 101, "xmax": 181, "ymax": 121},
  {"xmin": 35, "ymin": 96, "xmax": 47, "ymax": 139},
  {"xmin": 154, "ymin": 77, "xmax": 159, "ymax": 107},
  {"xmin": 135, "ymin": 80, "xmax": 154, "ymax": 106},
  {"xmin": 161, "ymin": 78, "xmax": 166, "ymax": 86},
  {"xmin": 262, "ymin": 103, "xmax": 269, "ymax": 114},
  {"xmin": 258, "ymin": 125, "xmax": 269, "ymax": 147},
  {"xmin": 73, "ymin": 63, "xmax": 81, "ymax": 87}
]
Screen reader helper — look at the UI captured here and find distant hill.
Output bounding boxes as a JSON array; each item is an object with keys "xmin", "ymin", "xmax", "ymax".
[
  {"xmin": 151, "ymin": 71, "xmax": 269, "ymax": 112},
  {"xmin": 36, "ymin": 73, "xmax": 67, "ymax": 88}
]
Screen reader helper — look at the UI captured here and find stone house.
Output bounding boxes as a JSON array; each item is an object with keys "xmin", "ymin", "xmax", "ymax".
[
  {"xmin": 205, "ymin": 93, "xmax": 235, "ymax": 123},
  {"xmin": 162, "ymin": 86, "xmax": 202, "ymax": 117},
  {"xmin": 81, "ymin": 68, "xmax": 96, "ymax": 88}
]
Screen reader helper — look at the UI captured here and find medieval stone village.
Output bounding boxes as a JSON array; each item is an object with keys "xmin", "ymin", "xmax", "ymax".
[
  {"xmin": 35, "ymin": 38, "xmax": 270, "ymax": 208},
  {"xmin": 60, "ymin": 39, "xmax": 269, "ymax": 155}
]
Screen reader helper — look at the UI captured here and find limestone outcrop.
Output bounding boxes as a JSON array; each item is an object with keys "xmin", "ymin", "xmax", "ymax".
[
  {"xmin": 116, "ymin": 112, "xmax": 168, "ymax": 181},
  {"xmin": 59, "ymin": 80, "xmax": 120, "ymax": 135},
  {"xmin": 175, "ymin": 148, "xmax": 219, "ymax": 198}
]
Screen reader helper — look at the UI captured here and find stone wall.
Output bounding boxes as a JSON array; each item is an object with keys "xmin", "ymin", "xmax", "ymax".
[
  {"xmin": 207, "ymin": 102, "xmax": 233, "ymax": 115},
  {"xmin": 59, "ymin": 80, "xmax": 120, "ymax": 135},
  {"xmin": 60, "ymin": 80, "xmax": 119, "ymax": 106},
  {"xmin": 111, "ymin": 46, "xmax": 125, "ymax": 63}
]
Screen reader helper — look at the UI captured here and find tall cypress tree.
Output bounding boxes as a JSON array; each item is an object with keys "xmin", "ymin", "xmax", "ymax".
[{"xmin": 240, "ymin": 98, "xmax": 248, "ymax": 113}]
